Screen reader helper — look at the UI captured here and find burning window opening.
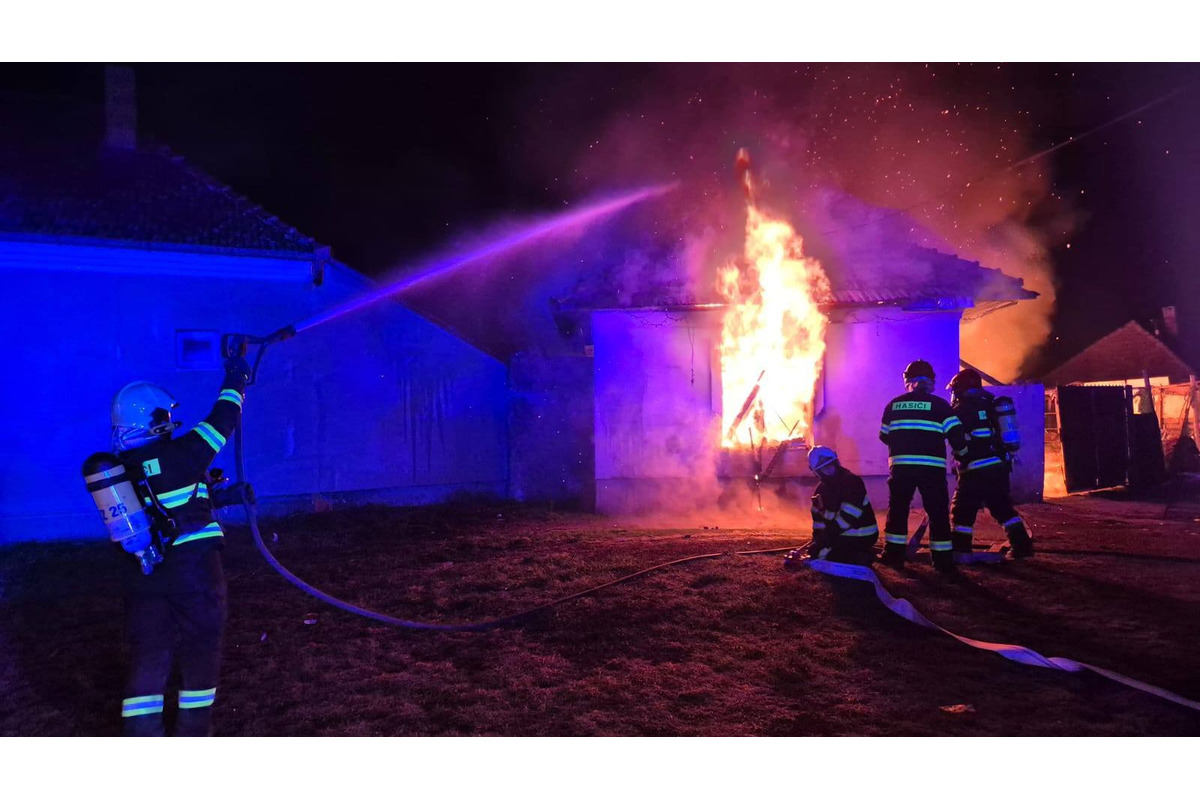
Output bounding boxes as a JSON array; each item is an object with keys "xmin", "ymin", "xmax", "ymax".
[{"xmin": 717, "ymin": 201, "xmax": 832, "ymax": 462}]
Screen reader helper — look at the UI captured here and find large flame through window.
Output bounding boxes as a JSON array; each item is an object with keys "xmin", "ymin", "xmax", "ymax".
[{"xmin": 718, "ymin": 205, "xmax": 831, "ymax": 450}]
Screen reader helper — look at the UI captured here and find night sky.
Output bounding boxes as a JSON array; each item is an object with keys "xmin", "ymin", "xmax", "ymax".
[{"xmin": 4, "ymin": 63, "xmax": 1198, "ymax": 377}]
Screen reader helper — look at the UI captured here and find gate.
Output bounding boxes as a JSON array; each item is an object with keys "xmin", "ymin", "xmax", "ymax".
[{"xmin": 1056, "ymin": 385, "xmax": 1130, "ymax": 493}]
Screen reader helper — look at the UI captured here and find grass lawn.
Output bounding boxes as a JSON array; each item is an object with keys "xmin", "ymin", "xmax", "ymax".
[{"xmin": 3, "ymin": 497, "xmax": 1200, "ymax": 736}]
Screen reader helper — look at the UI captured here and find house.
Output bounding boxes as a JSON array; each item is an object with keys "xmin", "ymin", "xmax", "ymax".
[
  {"xmin": 0, "ymin": 74, "xmax": 508, "ymax": 542},
  {"xmin": 582, "ymin": 246, "xmax": 1045, "ymax": 514}
]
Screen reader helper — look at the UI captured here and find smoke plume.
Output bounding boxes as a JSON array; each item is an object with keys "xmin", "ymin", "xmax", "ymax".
[{"xmin": 520, "ymin": 64, "xmax": 1077, "ymax": 381}]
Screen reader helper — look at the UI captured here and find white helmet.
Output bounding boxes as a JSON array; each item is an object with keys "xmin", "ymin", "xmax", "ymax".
[
  {"xmin": 808, "ymin": 445, "xmax": 839, "ymax": 474},
  {"xmin": 111, "ymin": 381, "xmax": 179, "ymax": 451}
]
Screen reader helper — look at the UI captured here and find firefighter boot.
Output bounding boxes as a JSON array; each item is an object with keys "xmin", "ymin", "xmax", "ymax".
[
  {"xmin": 952, "ymin": 525, "xmax": 973, "ymax": 561},
  {"xmin": 1005, "ymin": 518, "xmax": 1034, "ymax": 559},
  {"xmin": 879, "ymin": 543, "xmax": 907, "ymax": 568},
  {"xmin": 932, "ymin": 547, "xmax": 958, "ymax": 574},
  {"xmin": 123, "ymin": 711, "xmax": 165, "ymax": 737},
  {"xmin": 1009, "ymin": 536, "xmax": 1035, "ymax": 559},
  {"xmin": 176, "ymin": 704, "xmax": 215, "ymax": 737}
]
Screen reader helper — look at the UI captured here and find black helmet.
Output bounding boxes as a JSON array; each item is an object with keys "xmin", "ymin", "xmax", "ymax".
[
  {"xmin": 903, "ymin": 360, "xmax": 936, "ymax": 383},
  {"xmin": 947, "ymin": 368, "xmax": 983, "ymax": 395}
]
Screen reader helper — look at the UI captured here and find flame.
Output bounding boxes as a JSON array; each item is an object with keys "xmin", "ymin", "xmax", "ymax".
[{"xmin": 718, "ymin": 205, "xmax": 831, "ymax": 449}]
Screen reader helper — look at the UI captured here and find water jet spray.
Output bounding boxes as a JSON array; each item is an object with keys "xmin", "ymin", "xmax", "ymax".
[
  {"xmin": 292, "ymin": 182, "xmax": 677, "ymax": 336},
  {"xmin": 218, "ymin": 182, "xmax": 688, "ymax": 629}
]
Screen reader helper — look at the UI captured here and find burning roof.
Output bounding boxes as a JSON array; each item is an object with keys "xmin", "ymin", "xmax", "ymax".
[
  {"xmin": 558, "ymin": 241, "xmax": 1035, "ymax": 313},
  {"xmin": 556, "ymin": 185, "xmax": 1037, "ymax": 314}
]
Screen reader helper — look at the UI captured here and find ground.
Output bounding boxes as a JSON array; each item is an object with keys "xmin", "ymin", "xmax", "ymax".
[{"xmin": 3, "ymin": 493, "xmax": 1200, "ymax": 736}]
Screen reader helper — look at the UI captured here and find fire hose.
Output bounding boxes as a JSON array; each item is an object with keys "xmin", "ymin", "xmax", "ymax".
[
  {"xmin": 224, "ymin": 328, "xmax": 810, "ymax": 631},
  {"xmin": 807, "ymin": 558, "xmax": 1200, "ymax": 713},
  {"xmin": 222, "ymin": 329, "xmax": 1200, "ymax": 712}
]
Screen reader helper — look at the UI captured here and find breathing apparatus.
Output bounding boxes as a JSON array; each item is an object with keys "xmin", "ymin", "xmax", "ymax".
[
  {"xmin": 82, "ymin": 453, "xmax": 166, "ymax": 574},
  {"xmin": 84, "ymin": 381, "xmax": 186, "ymax": 574},
  {"xmin": 946, "ymin": 368, "xmax": 1021, "ymax": 455},
  {"xmin": 81, "ymin": 326, "xmax": 293, "ymax": 574}
]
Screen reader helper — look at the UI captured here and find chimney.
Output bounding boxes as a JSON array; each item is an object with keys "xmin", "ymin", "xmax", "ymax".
[
  {"xmin": 1163, "ymin": 306, "xmax": 1179, "ymax": 338},
  {"xmin": 105, "ymin": 65, "xmax": 137, "ymax": 149}
]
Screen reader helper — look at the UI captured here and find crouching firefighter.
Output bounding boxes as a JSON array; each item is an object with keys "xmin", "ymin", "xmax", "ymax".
[
  {"xmin": 784, "ymin": 446, "xmax": 879, "ymax": 569},
  {"xmin": 879, "ymin": 360, "xmax": 968, "ymax": 573},
  {"xmin": 947, "ymin": 369, "xmax": 1034, "ymax": 561},
  {"xmin": 82, "ymin": 348, "xmax": 251, "ymax": 736}
]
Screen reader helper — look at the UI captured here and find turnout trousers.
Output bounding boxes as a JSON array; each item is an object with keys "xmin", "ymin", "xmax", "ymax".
[
  {"xmin": 809, "ymin": 532, "xmax": 880, "ymax": 566},
  {"xmin": 884, "ymin": 467, "xmax": 953, "ymax": 568},
  {"xmin": 121, "ymin": 546, "xmax": 227, "ymax": 736},
  {"xmin": 951, "ymin": 466, "xmax": 1033, "ymax": 555}
]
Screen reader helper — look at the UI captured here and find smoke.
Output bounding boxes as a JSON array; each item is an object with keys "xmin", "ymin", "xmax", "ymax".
[
  {"xmin": 959, "ymin": 212, "xmax": 1061, "ymax": 382},
  {"xmin": 498, "ymin": 65, "xmax": 1081, "ymax": 518},
  {"xmin": 519, "ymin": 64, "xmax": 1077, "ymax": 381}
]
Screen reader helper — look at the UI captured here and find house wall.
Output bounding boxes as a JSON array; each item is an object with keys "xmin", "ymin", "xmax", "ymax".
[
  {"xmin": 508, "ymin": 352, "xmax": 594, "ymax": 508},
  {"xmin": 812, "ymin": 309, "xmax": 963, "ymax": 477},
  {"xmin": 1000, "ymin": 383, "xmax": 1046, "ymax": 504},
  {"xmin": 593, "ymin": 309, "xmax": 723, "ymax": 515},
  {"xmin": 0, "ymin": 241, "xmax": 508, "ymax": 543},
  {"xmin": 592, "ymin": 307, "xmax": 969, "ymax": 515}
]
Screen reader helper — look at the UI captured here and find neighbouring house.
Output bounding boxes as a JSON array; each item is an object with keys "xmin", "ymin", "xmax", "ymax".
[
  {"xmin": 0, "ymin": 72, "xmax": 508, "ymax": 542},
  {"xmin": 1040, "ymin": 312, "xmax": 1199, "ymax": 495}
]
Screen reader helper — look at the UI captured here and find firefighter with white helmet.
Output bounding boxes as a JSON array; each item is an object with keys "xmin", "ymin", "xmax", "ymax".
[
  {"xmin": 88, "ymin": 349, "xmax": 250, "ymax": 736},
  {"xmin": 784, "ymin": 445, "xmax": 879, "ymax": 568},
  {"xmin": 947, "ymin": 368, "xmax": 1034, "ymax": 561},
  {"xmin": 878, "ymin": 360, "xmax": 968, "ymax": 573}
]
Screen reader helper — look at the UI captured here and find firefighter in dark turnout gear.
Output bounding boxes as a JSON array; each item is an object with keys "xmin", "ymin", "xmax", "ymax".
[
  {"xmin": 805, "ymin": 446, "xmax": 879, "ymax": 565},
  {"xmin": 947, "ymin": 369, "xmax": 1034, "ymax": 560},
  {"xmin": 879, "ymin": 360, "xmax": 968, "ymax": 571},
  {"xmin": 109, "ymin": 353, "xmax": 250, "ymax": 736},
  {"xmin": 783, "ymin": 446, "xmax": 879, "ymax": 570}
]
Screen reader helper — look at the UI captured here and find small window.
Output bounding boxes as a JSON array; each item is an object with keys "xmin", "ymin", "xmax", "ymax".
[{"xmin": 176, "ymin": 330, "xmax": 221, "ymax": 370}]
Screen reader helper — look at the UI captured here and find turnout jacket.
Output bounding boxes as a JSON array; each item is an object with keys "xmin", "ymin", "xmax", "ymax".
[
  {"xmin": 811, "ymin": 465, "xmax": 880, "ymax": 545},
  {"xmin": 118, "ymin": 370, "xmax": 247, "ymax": 549},
  {"xmin": 879, "ymin": 388, "xmax": 968, "ymax": 471},
  {"xmin": 952, "ymin": 388, "xmax": 1008, "ymax": 473}
]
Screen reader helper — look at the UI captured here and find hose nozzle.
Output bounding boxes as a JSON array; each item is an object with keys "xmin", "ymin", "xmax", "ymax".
[
  {"xmin": 267, "ymin": 325, "xmax": 296, "ymax": 344},
  {"xmin": 221, "ymin": 333, "xmax": 251, "ymax": 359},
  {"xmin": 222, "ymin": 326, "xmax": 295, "ymax": 359}
]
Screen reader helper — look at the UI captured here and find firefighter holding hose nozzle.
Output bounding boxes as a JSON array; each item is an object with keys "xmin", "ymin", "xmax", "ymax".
[
  {"xmin": 784, "ymin": 446, "xmax": 879, "ymax": 569},
  {"xmin": 947, "ymin": 368, "xmax": 1034, "ymax": 562},
  {"xmin": 82, "ymin": 344, "xmax": 251, "ymax": 736},
  {"xmin": 878, "ymin": 360, "xmax": 968, "ymax": 573}
]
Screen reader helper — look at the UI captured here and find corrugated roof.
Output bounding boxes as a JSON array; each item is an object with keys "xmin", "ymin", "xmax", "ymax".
[
  {"xmin": 0, "ymin": 143, "xmax": 321, "ymax": 255},
  {"xmin": 559, "ymin": 244, "xmax": 1035, "ymax": 312}
]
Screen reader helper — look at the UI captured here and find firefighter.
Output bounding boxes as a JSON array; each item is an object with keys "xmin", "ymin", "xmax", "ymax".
[
  {"xmin": 783, "ymin": 445, "xmax": 880, "ymax": 569},
  {"xmin": 947, "ymin": 368, "xmax": 1034, "ymax": 561},
  {"xmin": 109, "ymin": 350, "xmax": 250, "ymax": 736},
  {"xmin": 879, "ymin": 360, "xmax": 968, "ymax": 572}
]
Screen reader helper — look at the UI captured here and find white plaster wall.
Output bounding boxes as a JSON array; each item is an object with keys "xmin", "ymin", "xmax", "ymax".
[
  {"xmin": 593, "ymin": 309, "xmax": 723, "ymax": 482},
  {"xmin": 1, "ymin": 243, "xmax": 508, "ymax": 542},
  {"xmin": 812, "ymin": 310, "xmax": 963, "ymax": 477},
  {"xmin": 592, "ymin": 307, "xmax": 968, "ymax": 514}
]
